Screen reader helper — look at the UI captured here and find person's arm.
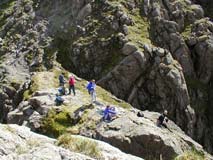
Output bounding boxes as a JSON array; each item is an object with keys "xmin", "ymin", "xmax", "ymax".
[
  {"xmin": 108, "ymin": 109, "xmax": 116, "ymax": 114},
  {"xmin": 86, "ymin": 83, "xmax": 90, "ymax": 89}
]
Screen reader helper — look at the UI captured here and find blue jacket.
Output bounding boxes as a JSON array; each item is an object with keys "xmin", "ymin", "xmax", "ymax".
[
  {"xmin": 87, "ymin": 82, "xmax": 96, "ymax": 92},
  {"xmin": 104, "ymin": 108, "xmax": 116, "ymax": 116}
]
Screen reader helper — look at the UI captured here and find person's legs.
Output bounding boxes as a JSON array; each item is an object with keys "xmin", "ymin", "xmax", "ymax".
[
  {"xmin": 162, "ymin": 123, "xmax": 167, "ymax": 128},
  {"xmin": 71, "ymin": 85, "xmax": 76, "ymax": 96},
  {"xmin": 90, "ymin": 90, "xmax": 94, "ymax": 103},
  {"xmin": 103, "ymin": 113, "xmax": 111, "ymax": 121},
  {"xmin": 93, "ymin": 91, "xmax": 96, "ymax": 102},
  {"xmin": 68, "ymin": 85, "xmax": 71, "ymax": 94},
  {"xmin": 62, "ymin": 86, "xmax": 66, "ymax": 95}
]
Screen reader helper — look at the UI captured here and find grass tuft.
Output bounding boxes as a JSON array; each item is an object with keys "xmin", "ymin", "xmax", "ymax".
[{"xmin": 57, "ymin": 134, "xmax": 101, "ymax": 158}]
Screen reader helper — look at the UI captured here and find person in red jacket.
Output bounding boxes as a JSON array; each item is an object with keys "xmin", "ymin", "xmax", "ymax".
[{"xmin": 68, "ymin": 75, "xmax": 76, "ymax": 96}]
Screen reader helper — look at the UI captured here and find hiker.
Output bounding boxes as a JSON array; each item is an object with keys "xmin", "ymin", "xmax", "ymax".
[
  {"xmin": 86, "ymin": 79, "xmax": 96, "ymax": 103},
  {"xmin": 137, "ymin": 111, "xmax": 144, "ymax": 117},
  {"xmin": 59, "ymin": 73, "xmax": 66, "ymax": 86},
  {"xmin": 103, "ymin": 105, "xmax": 117, "ymax": 121},
  {"xmin": 68, "ymin": 75, "xmax": 76, "ymax": 96},
  {"xmin": 55, "ymin": 94, "xmax": 64, "ymax": 106},
  {"xmin": 157, "ymin": 110, "xmax": 169, "ymax": 128}
]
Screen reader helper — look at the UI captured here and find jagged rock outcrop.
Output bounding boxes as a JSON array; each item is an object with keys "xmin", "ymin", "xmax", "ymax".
[
  {"xmin": 143, "ymin": 0, "xmax": 213, "ymax": 152},
  {"xmin": 98, "ymin": 45, "xmax": 196, "ymax": 136}
]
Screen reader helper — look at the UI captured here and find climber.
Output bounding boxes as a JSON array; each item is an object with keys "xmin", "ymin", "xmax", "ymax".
[
  {"xmin": 103, "ymin": 105, "xmax": 117, "ymax": 121},
  {"xmin": 68, "ymin": 74, "xmax": 76, "ymax": 96},
  {"xmin": 86, "ymin": 79, "xmax": 96, "ymax": 103},
  {"xmin": 55, "ymin": 94, "xmax": 64, "ymax": 106},
  {"xmin": 157, "ymin": 110, "xmax": 169, "ymax": 128},
  {"xmin": 59, "ymin": 73, "xmax": 66, "ymax": 87},
  {"xmin": 137, "ymin": 111, "xmax": 144, "ymax": 117}
]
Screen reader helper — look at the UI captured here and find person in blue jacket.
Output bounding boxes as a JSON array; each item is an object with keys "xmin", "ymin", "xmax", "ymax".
[
  {"xmin": 55, "ymin": 94, "xmax": 64, "ymax": 106},
  {"xmin": 87, "ymin": 79, "xmax": 96, "ymax": 103},
  {"xmin": 103, "ymin": 105, "xmax": 117, "ymax": 121}
]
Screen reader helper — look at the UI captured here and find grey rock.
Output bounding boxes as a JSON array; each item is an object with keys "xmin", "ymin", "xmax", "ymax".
[
  {"xmin": 0, "ymin": 124, "xmax": 94, "ymax": 160},
  {"xmin": 121, "ymin": 42, "xmax": 138, "ymax": 55}
]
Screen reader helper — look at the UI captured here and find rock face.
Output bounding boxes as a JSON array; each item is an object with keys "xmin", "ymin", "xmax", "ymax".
[
  {"xmin": 143, "ymin": 0, "xmax": 213, "ymax": 153},
  {"xmin": 1, "ymin": 0, "xmax": 213, "ymax": 156},
  {"xmin": 95, "ymin": 110, "xmax": 203, "ymax": 160},
  {"xmin": 98, "ymin": 45, "xmax": 195, "ymax": 136}
]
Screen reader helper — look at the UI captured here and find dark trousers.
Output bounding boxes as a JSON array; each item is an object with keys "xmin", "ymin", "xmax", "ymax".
[{"xmin": 69, "ymin": 85, "xmax": 76, "ymax": 95}]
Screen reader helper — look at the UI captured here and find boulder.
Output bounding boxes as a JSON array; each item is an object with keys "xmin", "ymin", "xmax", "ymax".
[
  {"xmin": 99, "ymin": 47, "xmax": 195, "ymax": 135},
  {"xmin": 94, "ymin": 110, "xmax": 206, "ymax": 160},
  {"xmin": 121, "ymin": 42, "xmax": 138, "ymax": 55}
]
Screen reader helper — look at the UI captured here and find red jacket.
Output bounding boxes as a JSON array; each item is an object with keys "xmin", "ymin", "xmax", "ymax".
[{"xmin": 69, "ymin": 77, "xmax": 75, "ymax": 85}]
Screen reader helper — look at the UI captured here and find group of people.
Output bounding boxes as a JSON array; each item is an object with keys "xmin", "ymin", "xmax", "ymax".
[
  {"xmin": 55, "ymin": 73, "xmax": 97, "ymax": 105},
  {"xmin": 55, "ymin": 73, "xmax": 76, "ymax": 105},
  {"xmin": 58, "ymin": 73, "xmax": 76, "ymax": 96},
  {"xmin": 56, "ymin": 73, "xmax": 170, "ymax": 126},
  {"xmin": 102, "ymin": 107, "xmax": 169, "ymax": 126}
]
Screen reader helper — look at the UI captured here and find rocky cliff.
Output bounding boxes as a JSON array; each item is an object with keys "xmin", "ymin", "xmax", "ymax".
[
  {"xmin": 0, "ymin": 0, "xmax": 213, "ymax": 159},
  {"xmin": 4, "ymin": 70, "xmax": 212, "ymax": 160}
]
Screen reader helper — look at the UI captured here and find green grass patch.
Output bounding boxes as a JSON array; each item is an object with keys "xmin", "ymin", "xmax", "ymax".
[
  {"xmin": 41, "ymin": 108, "xmax": 73, "ymax": 138},
  {"xmin": 174, "ymin": 148, "xmax": 205, "ymax": 160},
  {"xmin": 127, "ymin": 8, "xmax": 151, "ymax": 47},
  {"xmin": 181, "ymin": 24, "xmax": 192, "ymax": 40},
  {"xmin": 57, "ymin": 134, "xmax": 101, "ymax": 158},
  {"xmin": 23, "ymin": 75, "xmax": 39, "ymax": 100}
]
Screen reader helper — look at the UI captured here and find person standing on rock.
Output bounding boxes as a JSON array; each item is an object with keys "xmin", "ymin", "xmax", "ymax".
[
  {"xmin": 157, "ymin": 110, "xmax": 169, "ymax": 128},
  {"xmin": 68, "ymin": 75, "xmax": 76, "ymax": 96},
  {"xmin": 58, "ymin": 73, "xmax": 66, "ymax": 95},
  {"xmin": 59, "ymin": 73, "xmax": 66, "ymax": 87},
  {"xmin": 87, "ymin": 79, "xmax": 96, "ymax": 103}
]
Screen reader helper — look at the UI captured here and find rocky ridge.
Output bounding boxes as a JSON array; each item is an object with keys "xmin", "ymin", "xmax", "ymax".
[
  {"xmin": 0, "ymin": 0, "xmax": 213, "ymax": 158},
  {"xmin": 0, "ymin": 123, "xmax": 143, "ymax": 160},
  {"xmin": 5, "ymin": 70, "xmax": 212, "ymax": 160}
]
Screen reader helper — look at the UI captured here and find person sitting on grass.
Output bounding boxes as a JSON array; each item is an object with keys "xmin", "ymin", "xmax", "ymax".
[{"xmin": 103, "ymin": 105, "xmax": 117, "ymax": 122}]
